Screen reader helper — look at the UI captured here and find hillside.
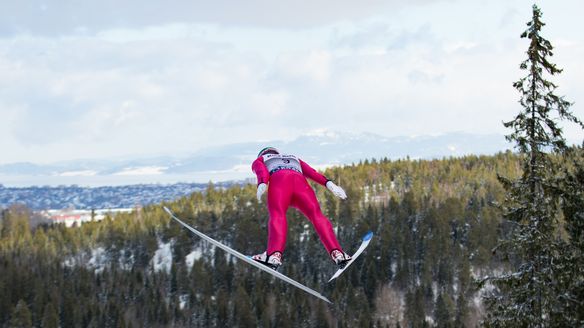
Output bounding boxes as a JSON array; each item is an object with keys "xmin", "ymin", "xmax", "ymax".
[{"xmin": 0, "ymin": 152, "xmax": 521, "ymax": 327}]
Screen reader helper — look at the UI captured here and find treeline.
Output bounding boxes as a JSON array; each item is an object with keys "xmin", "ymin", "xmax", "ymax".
[{"xmin": 1, "ymin": 152, "xmax": 523, "ymax": 327}]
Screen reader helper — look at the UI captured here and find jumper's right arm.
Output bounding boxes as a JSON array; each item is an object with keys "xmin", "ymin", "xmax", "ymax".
[
  {"xmin": 252, "ymin": 157, "xmax": 270, "ymax": 201},
  {"xmin": 252, "ymin": 157, "xmax": 270, "ymax": 186}
]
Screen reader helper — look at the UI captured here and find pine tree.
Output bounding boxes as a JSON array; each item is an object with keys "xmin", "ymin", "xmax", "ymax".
[
  {"xmin": 41, "ymin": 303, "xmax": 59, "ymax": 328},
  {"xmin": 482, "ymin": 4, "xmax": 582, "ymax": 327},
  {"xmin": 233, "ymin": 285, "xmax": 254, "ymax": 327},
  {"xmin": 434, "ymin": 293, "xmax": 454, "ymax": 328},
  {"xmin": 10, "ymin": 299, "xmax": 33, "ymax": 328}
]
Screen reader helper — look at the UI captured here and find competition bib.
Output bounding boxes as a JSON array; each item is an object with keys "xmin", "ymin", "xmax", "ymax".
[{"xmin": 263, "ymin": 154, "xmax": 303, "ymax": 175}]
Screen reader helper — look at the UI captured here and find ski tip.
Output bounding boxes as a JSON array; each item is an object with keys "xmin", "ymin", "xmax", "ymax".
[
  {"xmin": 163, "ymin": 206, "xmax": 172, "ymax": 215},
  {"xmin": 363, "ymin": 231, "xmax": 373, "ymax": 241}
]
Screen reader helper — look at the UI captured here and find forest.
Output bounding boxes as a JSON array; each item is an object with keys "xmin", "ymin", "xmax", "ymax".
[{"xmin": 1, "ymin": 152, "xmax": 523, "ymax": 327}]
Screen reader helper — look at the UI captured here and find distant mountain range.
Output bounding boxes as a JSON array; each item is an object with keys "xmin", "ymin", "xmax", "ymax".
[{"xmin": 0, "ymin": 131, "xmax": 512, "ymax": 187}]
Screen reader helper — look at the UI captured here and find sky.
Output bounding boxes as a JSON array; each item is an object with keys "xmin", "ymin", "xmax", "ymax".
[{"xmin": 0, "ymin": 0, "xmax": 582, "ymax": 164}]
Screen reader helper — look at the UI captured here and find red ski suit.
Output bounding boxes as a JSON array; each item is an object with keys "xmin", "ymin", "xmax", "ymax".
[{"xmin": 252, "ymin": 154, "xmax": 344, "ymax": 256}]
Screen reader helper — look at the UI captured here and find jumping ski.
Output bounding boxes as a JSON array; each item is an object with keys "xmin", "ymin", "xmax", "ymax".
[
  {"xmin": 328, "ymin": 231, "xmax": 374, "ymax": 282},
  {"xmin": 163, "ymin": 206, "xmax": 332, "ymax": 304}
]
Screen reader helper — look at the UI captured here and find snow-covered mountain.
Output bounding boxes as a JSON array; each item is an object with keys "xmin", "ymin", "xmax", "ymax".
[{"xmin": 0, "ymin": 131, "xmax": 511, "ymax": 187}]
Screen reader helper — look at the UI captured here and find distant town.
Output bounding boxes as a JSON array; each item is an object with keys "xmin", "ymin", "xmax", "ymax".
[
  {"xmin": 39, "ymin": 208, "xmax": 136, "ymax": 227},
  {"xmin": 0, "ymin": 181, "xmax": 241, "ymax": 211},
  {"xmin": 0, "ymin": 181, "xmax": 245, "ymax": 226}
]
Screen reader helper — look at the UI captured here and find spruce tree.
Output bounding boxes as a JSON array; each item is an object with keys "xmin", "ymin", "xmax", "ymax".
[
  {"xmin": 10, "ymin": 299, "xmax": 33, "ymax": 328},
  {"xmin": 434, "ymin": 293, "xmax": 454, "ymax": 328},
  {"xmin": 482, "ymin": 4, "xmax": 582, "ymax": 327},
  {"xmin": 41, "ymin": 303, "xmax": 59, "ymax": 328}
]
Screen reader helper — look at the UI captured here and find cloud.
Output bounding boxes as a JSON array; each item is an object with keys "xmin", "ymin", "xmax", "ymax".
[
  {"xmin": 0, "ymin": 33, "xmax": 303, "ymax": 160},
  {"xmin": 331, "ymin": 22, "xmax": 392, "ymax": 49},
  {"xmin": 0, "ymin": 0, "xmax": 456, "ymax": 36},
  {"xmin": 499, "ymin": 8, "xmax": 520, "ymax": 29},
  {"xmin": 0, "ymin": 0, "xmax": 582, "ymax": 165},
  {"xmin": 388, "ymin": 24, "xmax": 438, "ymax": 51},
  {"xmin": 272, "ymin": 50, "xmax": 332, "ymax": 85},
  {"xmin": 407, "ymin": 70, "xmax": 445, "ymax": 84}
]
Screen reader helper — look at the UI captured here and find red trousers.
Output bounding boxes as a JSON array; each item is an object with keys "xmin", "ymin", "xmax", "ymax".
[{"xmin": 266, "ymin": 170, "xmax": 342, "ymax": 256}]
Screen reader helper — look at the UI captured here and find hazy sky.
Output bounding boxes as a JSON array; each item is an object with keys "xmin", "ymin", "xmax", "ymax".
[{"xmin": 0, "ymin": 0, "xmax": 582, "ymax": 164}]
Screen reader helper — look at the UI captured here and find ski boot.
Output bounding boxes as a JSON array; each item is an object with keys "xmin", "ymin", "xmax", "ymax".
[
  {"xmin": 252, "ymin": 251, "xmax": 282, "ymax": 271},
  {"xmin": 330, "ymin": 249, "xmax": 352, "ymax": 269}
]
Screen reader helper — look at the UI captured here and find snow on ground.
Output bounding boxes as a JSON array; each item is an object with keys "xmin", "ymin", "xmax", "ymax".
[
  {"xmin": 185, "ymin": 247, "xmax": 203, "ymax": 270},
  {"xmin": 62, "ymin": 256, "xmax": 77, "ymax": 268},
  {"xmin": 425, "ymin": 316, "xmax": 435, "ymax": 326},
  {"xmin": 225, "ymin": 252, "xmax": 235, "ymax": 264},
  {"xmin": 58, "ymin": 170, "xmax": 98, "ymax": 177},
  {"xmin": 469, "ymin": 266, "xmax": 505, "ymax": 319},
  {"xmin": 299, "ymin": 224, "xmax": 310, "ymax": 242},
  {"xmin": 151, "ymin": 241, "xmax": 173, "ymax": 274},
  {"xmin": 179, "ymin": 294, "xmax": 189, "ymax": 310},
  {"xmin": 88, "ymin": 247, "xmax": 107, "ymax": 274},
  {"xmin": 63, "ymin": 246, "xmax": 135, "ymax": 274},
  {"xmin": 119, "ymin": 249, "xmax": 135, "ymax": 271},
  {"xmin": 391, "ymin": 262, "xmax": 397, "ymax": 276},
  {"xmin": 114, "ymin": 166, "xmax": 168, "ymax": 176},
  {"xmin": 61, "ymin": 239, "xmax": 214, "ymax": 275}
]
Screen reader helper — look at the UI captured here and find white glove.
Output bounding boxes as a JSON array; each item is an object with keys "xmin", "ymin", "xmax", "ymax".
[
  {"xmin": 257, "ymin": 183, "xmax": 267, "ymax": 202},
  {"xmin": 326, "ymin": 181, "xmax": 347, "ymax": 200}
]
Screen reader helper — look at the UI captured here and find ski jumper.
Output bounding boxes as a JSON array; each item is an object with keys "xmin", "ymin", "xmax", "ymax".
[{"xmin": 252, "ymin": 153, "xmax": 344, "ymax": 256}]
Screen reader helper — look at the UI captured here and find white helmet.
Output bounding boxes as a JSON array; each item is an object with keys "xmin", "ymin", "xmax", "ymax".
[{"xmin": 257, "ymin": 146, "xmax": 279, "ymax": 157}]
